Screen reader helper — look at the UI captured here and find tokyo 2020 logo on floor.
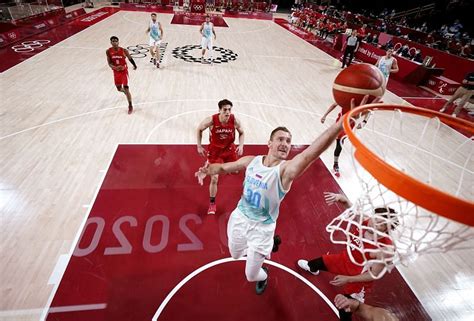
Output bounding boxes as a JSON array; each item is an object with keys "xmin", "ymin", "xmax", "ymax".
[
  {"xmin": 127, "ymin": 42, "xmax": 168, "ymax": 59},
  {"xmin": 172, "ymin": 45, "xmax": 238, "ymax": 64}
]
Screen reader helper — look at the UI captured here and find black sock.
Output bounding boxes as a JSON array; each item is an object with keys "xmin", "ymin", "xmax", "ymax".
[
  {"xmin": 210, "ymin": 197, "xmax": 215, "ymax": 204},
  {"xmin": 307, "ymin": 257, "xmax": 327, "ymax": 272},
  {"xmin": 338, "ymin": 308, "xmax": 352, "ymax": 321}
]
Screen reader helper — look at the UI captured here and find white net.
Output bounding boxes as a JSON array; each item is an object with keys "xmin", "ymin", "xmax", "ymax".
[{"xmin": 326, "ymin": 106, "xmax": 474, "ymax": 279}]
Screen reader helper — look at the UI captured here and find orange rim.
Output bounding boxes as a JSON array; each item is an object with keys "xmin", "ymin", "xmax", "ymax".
[{"xmin": 343, "ymin": 104, "xmax": 474, "ymax": 227}]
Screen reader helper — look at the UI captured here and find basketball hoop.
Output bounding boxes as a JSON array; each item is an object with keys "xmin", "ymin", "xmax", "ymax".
[{"xmin": 326, "ymin": 104, "xmax": 474, "ymax": 278}]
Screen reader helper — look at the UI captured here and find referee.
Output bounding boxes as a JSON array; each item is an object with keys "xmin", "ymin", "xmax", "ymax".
[{"xmin": 342, "ymin": 30, "xmax": 359, "ymax": 68}]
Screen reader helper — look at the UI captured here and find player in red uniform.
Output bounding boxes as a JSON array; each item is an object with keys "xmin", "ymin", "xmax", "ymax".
[
  {"xmin": 106, "ymin": 36, "xmax": 137, "ymax": 114},
  {"xmin": 297, "ymin": 192, "xmax": 398, "ymax": 321},
  {"xmin": 320, "ymin": 102, "xmax": 348, "ymax": 177},
  {"xmin": 196, "ymin": 99, "xmax": 244, "ymax": 215}
]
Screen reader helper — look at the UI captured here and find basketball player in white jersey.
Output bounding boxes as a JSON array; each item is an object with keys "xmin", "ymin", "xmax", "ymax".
[
  {"xmin": 200, "ymin": 15, "xmax": 216, "ymax": 64},
  {"xmin": 195, "ymin": 96, "xmax": 373, "ymax": 295},
  {"xmin": 146, "ymin": 13, "xmax": 163, "ymax": 68},
  {"xmin": 375, "ymin": 49, "xmax": 399, "ymax": 83}
]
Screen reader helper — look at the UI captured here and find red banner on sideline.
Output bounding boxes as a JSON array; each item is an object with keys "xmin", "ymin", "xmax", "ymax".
[
  {"xmin": 0, "ymin": 8, "xmax": 86, "ymax": 48},
  {"xmin": 0, "ymin": 7, "xmax": 119, "ymax": 72}
]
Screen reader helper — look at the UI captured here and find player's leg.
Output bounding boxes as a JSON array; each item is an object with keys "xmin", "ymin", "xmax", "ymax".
[
  {"xmin": 208, "ymin": 174, "xmax": 218, "ymax": 214},
  {"xmin": 245, "ymin": 249, "xmax": 267, "ymax": 283},
  {"xmin": 120, "ymin": 70, "xmax": 133, "ymax": 113},
  {"xmin": 123, "ymin": 86, "xmax": 133, "ymax": 114},
  {"xmin": 297, "ymin": 256, "xmax": 324, "ymax": 275},
  {"xmin": 208, "ymin": 40, "xmax": 213, "ymax": 64},
  {"xmin": 155, "ymin": 42, "xmax": 161, "ymax": 68},
  {"xmin": 342, "ymin": 47, "xmax": 349, "ymax": 67},
  {"xmin": 347, "ymin": 48, "xmax": 354, "ymax": 66},
  {"xmin": 149, "ymin": 39, "xmax": 156, "ymax": 63},
  {"xmin": 452, "ymin": 89, "xmax": 473, "ymax": 117},
  {"xmin": 333, "ymin": 138, "xmax": 342, "ymax": 177},
  {"xmin": 298, "ymin": 253, "xmax": 349, "ymax": 276},
  {"xmin": 248, "ymin": 223, "xmax": 276, "ymax": 294},
  {"xmin": 227, "ymin": 209, "xmax": 249, "ymax": 259},
  {"xmin": 440, "ymin": 86, "xmax": 465, "ymax": 112},
  {"xmin": 201, "ymin": 37, "xmax": 207, "ymax": 62}
]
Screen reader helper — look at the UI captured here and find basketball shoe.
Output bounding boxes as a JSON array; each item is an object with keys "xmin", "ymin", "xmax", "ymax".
[
  {"xmin": 255, "ymin": 267, "xmax": 269, "ymax": 295},
  {"xmin": 297, "ymin": 260, "xmax": 319, "ymax": 275}
]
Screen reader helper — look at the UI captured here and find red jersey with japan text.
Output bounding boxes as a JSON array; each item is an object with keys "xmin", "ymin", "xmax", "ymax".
[
  {"xmin": 328, "ymin": 221, "xmax": 393, "ymax": 275},
  {"xmin": 107, "ymin": 47, "xmax": 128, "ymax": 71},
  {"xmin": 322, "ymin": 220, "xmax": 393, "ymax": 297},
  {"xmin": 209, "ymin": 113, "xmax": 236, "ymax": 149}
]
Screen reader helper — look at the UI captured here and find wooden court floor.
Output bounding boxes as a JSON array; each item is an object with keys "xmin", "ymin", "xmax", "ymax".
[{"xmin": 1, "ymin": 10, "xmax": 472, "ymax": 321}]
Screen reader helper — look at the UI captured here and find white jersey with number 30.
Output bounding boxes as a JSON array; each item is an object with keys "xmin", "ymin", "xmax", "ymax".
[{"xmin": 237, "ymin": 156, "xmax": 288, "ymax": 224}]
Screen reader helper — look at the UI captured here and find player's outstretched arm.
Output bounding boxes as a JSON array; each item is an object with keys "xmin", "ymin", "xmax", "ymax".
[
  {"xmin": 195, "ymin": 156, "xmax": 254, "ymax": 185},
  {"xmin": 280, "ymin": 120, "xmax": 343, "ymax": 187},
  {"xmin": 281, "ymin": 96, "xmax": 371, "ymax": 189},
  {"xmin": 330, "ymin": 262, "xmax": 384, "ymax": 286}
]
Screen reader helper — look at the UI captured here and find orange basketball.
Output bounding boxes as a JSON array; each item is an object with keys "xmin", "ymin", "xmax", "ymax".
[{"xmin": 332, "ymin": 63, "xmax": 386, "ymax": 109}]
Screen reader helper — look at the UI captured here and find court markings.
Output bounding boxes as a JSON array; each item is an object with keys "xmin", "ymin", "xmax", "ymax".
[
  {"xmin": 145, "ymin": 109, "xmax": 273, "ymax": 143},
  {"xmin": 39, "ymin": 144, "xmax": 119, "ymax": 321},
  {"xmin": 0, "ymin": 304, "xmax": 107, "ymax": 318},
  {"xmin": 152, "ymin": 257, "xmax": 339, "ymax": 321},
  {"xmin": 121, "ymin": 11, "xmax": 272, "ymax": 34},
  {"xmin": 1, "ymin": 99, "xmax": 326, "ymax": 141}
]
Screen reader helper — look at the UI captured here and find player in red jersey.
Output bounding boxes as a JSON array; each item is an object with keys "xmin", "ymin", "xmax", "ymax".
[
  {"xmin": 196, "ymin": 99, "xmax": 244, "ymax": 215},
  {"xmin": 321, "ymin": 102, "xmax": 348, "ymax": 177},
  {"xmin": 106, "ymin": 36, "xmax": 137, "ymax": 114},
  {"xmin": 297, "ymin": 192, "xmax": 398, "ymax": 321}
]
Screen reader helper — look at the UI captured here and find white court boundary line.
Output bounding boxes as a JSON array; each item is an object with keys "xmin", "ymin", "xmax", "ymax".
[
  {"xmin": 0, "ymin": 304, "xmax": 107, "ymax": 317},
  {"xmin": 39, "ymin": 145, "xmax": 119, "ymax": 321},
  {"xmin": 145, "ymin": 109, "xmax": 273, "ymax": 142},
  {"xmin": 0, "ymin": 99, "xmax": 323, "ymax": 141},
  {"xmin": 151, "ymin": 257, "xmax": 339, "ymax": 321},
  {"xmin": 121, "ymin": 11, "xmax": 272, "ymax": 34}
]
